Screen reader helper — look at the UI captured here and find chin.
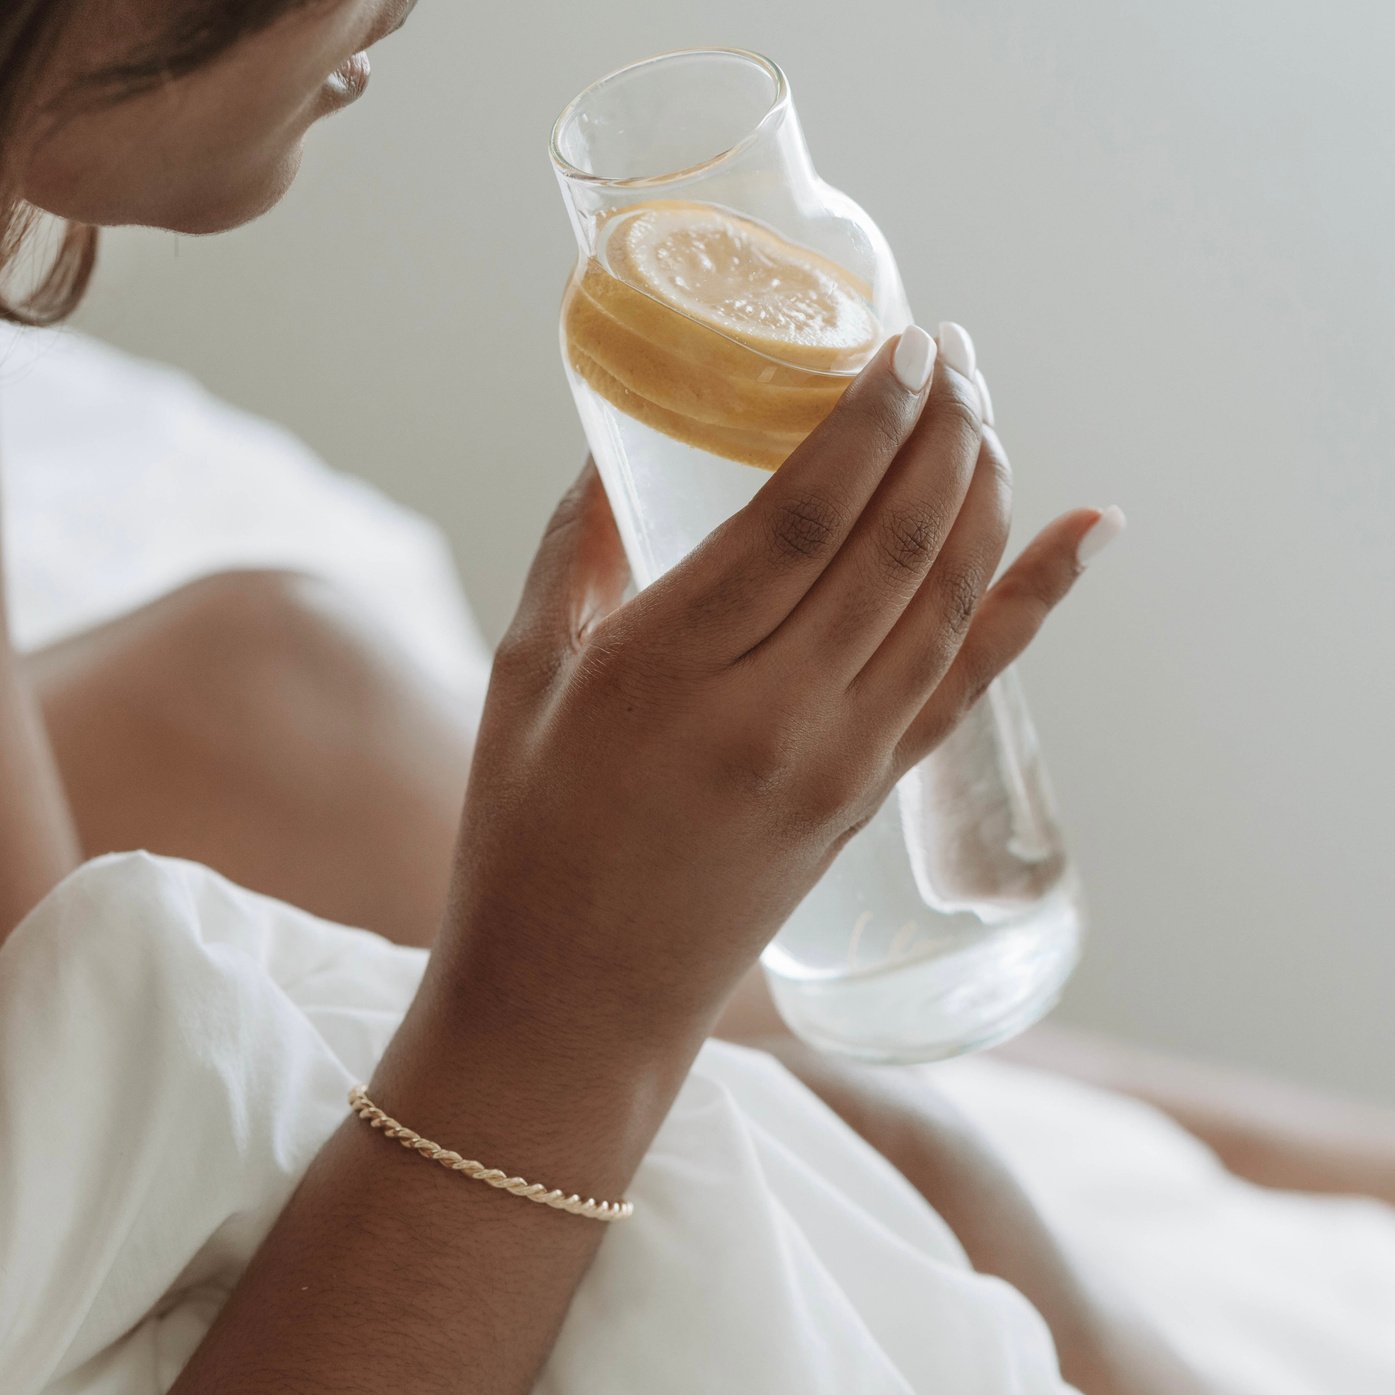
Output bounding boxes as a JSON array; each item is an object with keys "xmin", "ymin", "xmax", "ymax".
[
  {"xmin": 24, "ymin": 141, "xmax": 308, "ymax": 236},
  {"xmin": 148, "ymin": 147, "xmax": 307, "ymax": 235}
]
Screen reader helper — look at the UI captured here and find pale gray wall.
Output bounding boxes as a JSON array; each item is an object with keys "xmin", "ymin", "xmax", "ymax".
[{"xmin": 74, "ymin": 0, "xmax": 1395, "ymax": 1103}]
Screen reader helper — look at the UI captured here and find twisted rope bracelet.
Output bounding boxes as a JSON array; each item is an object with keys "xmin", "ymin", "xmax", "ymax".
[{"xmin": 348, "ymin": 1085, "xmax": 635, "ymax": 1223}]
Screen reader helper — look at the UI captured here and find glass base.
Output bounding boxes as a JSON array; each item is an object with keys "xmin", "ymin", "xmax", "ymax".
[{"xmin": 764, "ymin": 893, "xmax": 1083, "ymax": 1065}]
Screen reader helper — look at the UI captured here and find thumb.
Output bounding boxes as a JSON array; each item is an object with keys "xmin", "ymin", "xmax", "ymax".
[{"xmin": 508, "ymin": 457, "xmax": 631, "ymax": 653}]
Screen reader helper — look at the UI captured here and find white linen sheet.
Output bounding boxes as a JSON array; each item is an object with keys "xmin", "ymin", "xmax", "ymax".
[
  {"xmin": 932, "ymin": 1059, "xmax": 1395, "ymax": 1394},
  {"xmin": 0, "ymin": 325, "xmax": 486, "ymax": 709},
  {"xmin": 1, "ymin": 327, "xmax": 1393, "ymax": 1393},
  {"xmin": 0, "ymin": 853, "xmax": 1073, "ymax": 1395}
]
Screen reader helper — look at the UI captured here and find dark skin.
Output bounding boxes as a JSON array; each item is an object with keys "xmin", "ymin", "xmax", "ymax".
[
  {"xmin": 0, "ymin": 582, "xmax": 81, "ymax": 924},
  {"xmin": 753, "ymin": 1037, "xmax": 1215, "ymax": 1395},
  {"xmin": 170, "ymin": 346, "xmax": 1108, "ymax": 1393},
  {"xmin": 166, "ymin": 393, "xmax": 1110, "ymax": 1395},
  {"xmin": 6, "ymin": 347, "xmax": 1109, "ymax": 1392},
  {"xmin": 2, "ymin": 5, "xmax": 1194, "ymax": 1392}
]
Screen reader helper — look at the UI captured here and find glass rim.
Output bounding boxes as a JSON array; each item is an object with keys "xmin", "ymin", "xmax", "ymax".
[{"xmin": 549, "ymin": 48, "xmax": 791, "ymax": 190}]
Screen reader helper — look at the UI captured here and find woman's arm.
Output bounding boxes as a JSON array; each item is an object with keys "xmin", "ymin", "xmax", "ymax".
[
  {"xmin": 168, "ymin": 334, "xmax": 1100, "ymax": 1392},
  {"xmin": 172, "ymin": 966, "xmax": 698, "ymax": 1395},
  {"xmin": 0, "ymin": 536, "xmax": 82, "ymax": 940}
]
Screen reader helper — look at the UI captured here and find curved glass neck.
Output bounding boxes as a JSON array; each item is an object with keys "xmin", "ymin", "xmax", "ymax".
[{"xmin": 550, "ymin": 49, "xmax": 819, "ymax": 261}]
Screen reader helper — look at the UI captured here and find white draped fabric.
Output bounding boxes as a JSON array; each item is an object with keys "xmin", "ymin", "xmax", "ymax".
[
  {"xmin": 2, "ymin": 328, "xmax": 1391, "ymax": 1393},
  {"xmin": 1, "ymin": 852, "xmax": 1072, "ymax": 1394}
]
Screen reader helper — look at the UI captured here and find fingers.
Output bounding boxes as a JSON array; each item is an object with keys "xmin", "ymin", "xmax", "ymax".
[
  {"xmin": 666, "ymin": 329, "xmax": 935, "ymax": 657},
  {"xmin": 850, "ymin": 424, "xmax": 1013, "ymax": 721},
  {"xmin": 503, "ymin": 457, "xmax": 631, "ymax": 657},
  {"xmin": 762, "ymin": 331, "xmax": 989, "ymax": 678},
  {"xmin": 893, "ymin": 507, "xmax": 1115, "ymax": 773}
]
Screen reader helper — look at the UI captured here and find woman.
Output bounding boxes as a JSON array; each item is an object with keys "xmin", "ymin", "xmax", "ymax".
[{"xmin": 0, "ymin": 4, "xmax": 1281, "ymax": 1392}]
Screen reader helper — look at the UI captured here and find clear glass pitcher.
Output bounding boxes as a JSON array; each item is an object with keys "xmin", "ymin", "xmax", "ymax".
[{"xmin": 550, "ymin": 48, "xmax": 1083, "ymax": 1062}]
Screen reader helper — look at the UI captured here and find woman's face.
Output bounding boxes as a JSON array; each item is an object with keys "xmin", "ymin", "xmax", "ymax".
[{"xmin": 18, "ymin": 0, "xmax": 417, "ymax": 234}]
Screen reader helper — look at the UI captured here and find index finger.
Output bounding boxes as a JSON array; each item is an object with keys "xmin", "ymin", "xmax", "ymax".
[{"xmin": 664, "ymin": 326, "xmax": 937, "ymax": 657}]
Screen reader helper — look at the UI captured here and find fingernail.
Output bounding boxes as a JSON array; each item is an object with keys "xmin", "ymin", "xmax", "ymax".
[
  {"xmin": 974, "ymin": 369, "xmax": 995, "ymax": 426},
  {"xmin": 937, "ymin": 321, "xmax": 977, "ymax": 380},
  {"xmin": 892, "ymin": 324, "xmax": 936, "ymax": 393},
  {"xmin": 1077, "ymin": 505, "xmax": 1128, "ymax": 567}
]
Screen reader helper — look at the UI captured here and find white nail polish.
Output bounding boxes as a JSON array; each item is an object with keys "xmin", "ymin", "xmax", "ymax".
[
  {"xmin": 1077, "ymin": 505, "xmax": 1128, "ymax": 567},
  {"xmin": 974, "ymin": 369, "xmax": 995, "ymax": 426},
  {"xmin": 937, "ymin": 321, "xmax": 977, "ymax": 380},
  {"xmin": 892, "ymin": 325, "xmax": 936, "ymax": 393}
]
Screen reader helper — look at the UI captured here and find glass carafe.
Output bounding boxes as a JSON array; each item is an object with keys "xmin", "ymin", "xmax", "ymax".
[{"xmin": 550, "ymin": 48, "xmax": 1083, "ymax": 1063}]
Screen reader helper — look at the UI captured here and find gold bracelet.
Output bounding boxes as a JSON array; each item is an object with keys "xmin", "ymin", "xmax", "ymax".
[{"xmin": 347, "ymin": 1085, "xmax": 634, "ymax": 1223}]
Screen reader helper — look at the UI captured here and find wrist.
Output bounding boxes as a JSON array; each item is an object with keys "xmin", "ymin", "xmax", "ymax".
[
  {"xmin": 367, "ymin": 958, "xmax": 698, "ymax": 1204},
  {"xmin": 435, "ymin": 883, "xmax": 721, "ymax": 1069}
]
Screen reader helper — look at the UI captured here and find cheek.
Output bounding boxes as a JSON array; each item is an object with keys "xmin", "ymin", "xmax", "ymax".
[
  {"xmin": 23, "ymin": 73, "xmax": 324, "ymax": 233},
  {"xmin": 20, "ymin": 4, "xmax": 367, "ymax": 234}
]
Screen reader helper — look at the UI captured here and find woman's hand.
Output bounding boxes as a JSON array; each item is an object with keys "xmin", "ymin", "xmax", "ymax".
[
  {"xmin": 176, "ymin": 329, "xmax": 1111, "ymax": 1395},
  {"xmin": 438, "ymin": 328, "xmax": 1104, "ymax": 1053}
]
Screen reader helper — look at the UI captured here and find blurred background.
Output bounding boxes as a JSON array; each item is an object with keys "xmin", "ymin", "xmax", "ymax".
[{"xmin": 70, "ymin": 1, "xmax": 1393, "ymax": 1103}]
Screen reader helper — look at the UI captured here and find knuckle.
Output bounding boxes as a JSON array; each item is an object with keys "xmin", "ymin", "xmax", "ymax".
[
  {"xmin": 940, "ymin": 662, "xmax": 1000, "ymax": 741},
  {"xmin": 985, "ymin": 441, "xmax": 1014, "ymax": 495},
  {"xmin": 652, "ymin": 539, "xmax": 752, "ymax": 648},
  {"xmin": 726, "ymin": 720, "xmax": 869, "ymax": 838},
  {"xmin": 993, "ymin": 568, "xmax": 1061, "ymax": 626},
  {"xmin": 719, "ymin": 719, "xmax": 803, "ymax": 804},
  {"xmin": 935, "ymin": 377, "xmax": 984, "ymax": 443},
  {"xmin": 831, "ymin": 804, "xmax": 878, "ymax": 854},
  {"xmin": 798, "ymin": 758, "xmax": 867, "ymax": 827},
  {"xmin": 900, "ymin": 677, "xmax": 994, "ymax": 769},
  {"xmin": 937, "ymin": 566, "xmax": 984, "ymax": 638},
  {"xmin": 959, "ymin": 664, "xmax": 997, "ymax": 718},
  {"xmin": 889, "ymin": 640, "xmax": 950, "ymax": 703},
  {"xmin": 846, "ymin": 390, "xmax": 910, "ymax": 460},
  {"xmin": 684, "ymin": 564, "xmax": 752, "ymax": 634},
  {"xmin": 876, "ymin": 503, "xmax": 946, "ymax": 580},
  {"xmin": 767, "ymin": 491, "xmax": 845, "ymax": 564},
  {"xmin": 929, "ymin": 682, "xmax": 996, "ymax": 756},
  {"xmin": 828, "ymin": 766, "xmax": 895, "ymax": 851}
]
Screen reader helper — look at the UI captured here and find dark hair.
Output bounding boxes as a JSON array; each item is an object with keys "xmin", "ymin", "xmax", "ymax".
[{"xmin": 0, "ymin": 0, "xmax": 317, "ymax": 326}]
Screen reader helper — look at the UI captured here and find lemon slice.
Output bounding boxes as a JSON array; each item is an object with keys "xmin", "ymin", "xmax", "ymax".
[
  {"xmin": 565, "ymin": 269, "xmax": 845, "ymax": 436},
  {"xmin": 601, "ymin": 200, "xmax": 880, "ymax": 374},
  {"xmin": 563, "ymin": 200, "xmax": 882, "ymax": 471},
  {"xmin": 568, "ymin": 345, "xmax": 803, "ymax": 472}
]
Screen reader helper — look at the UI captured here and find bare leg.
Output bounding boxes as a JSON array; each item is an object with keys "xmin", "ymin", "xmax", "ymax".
[
  {"xmin": 26, "ymin": 569, "xmax": 1382, "ymax": 1386},
  {"xmin": 30, "ymin": 570, "xmax": 475, "ymax": 948},
  {"xmin": 718, "ymin": 962, "xmax": 1395, "ymax": 1205},
  {"xmin": 755, "ymin": 1036, "xmax": 1217, "ymax": 1395},
  {"xmin": 997, "ymin": 1022, "xmax": 1395, "ymax": 1206}
]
